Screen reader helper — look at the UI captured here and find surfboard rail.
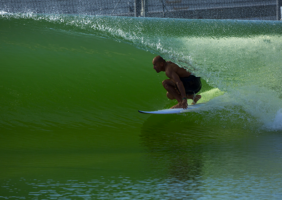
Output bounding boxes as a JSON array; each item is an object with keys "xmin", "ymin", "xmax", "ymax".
[{"xmin": 138, "ymin": 103, "xmax": 205, "ymax": 114}]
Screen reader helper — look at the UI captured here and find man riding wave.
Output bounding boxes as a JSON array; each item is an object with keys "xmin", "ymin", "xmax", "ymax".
[{"xmin": 152, "ymin": 56, "xmax": 202, "ymax": 109}]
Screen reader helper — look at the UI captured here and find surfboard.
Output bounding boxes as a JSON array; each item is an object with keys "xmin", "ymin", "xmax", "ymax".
[{"xmin": 138, "ymin": 103, "xmax": 206, "ymax": 114}]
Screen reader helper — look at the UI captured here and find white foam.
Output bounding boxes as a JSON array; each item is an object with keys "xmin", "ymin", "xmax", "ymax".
[
  {"xmin": 0, "ymin": 11, "xmax": 8, "ymax": 15},
  {"xmin": 266, "ymin": 109, "xmax": 282, "ymax": 131}
]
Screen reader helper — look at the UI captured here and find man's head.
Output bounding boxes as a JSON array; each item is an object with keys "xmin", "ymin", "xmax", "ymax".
[{"xmin": 152, "ymin": 56, "xmax": 166, "ymax": 73}]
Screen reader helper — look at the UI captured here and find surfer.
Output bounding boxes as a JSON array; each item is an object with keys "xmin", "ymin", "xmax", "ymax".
[{"xmin": 152, "ymin": 55, "xmax": 202, "ymax": 109}]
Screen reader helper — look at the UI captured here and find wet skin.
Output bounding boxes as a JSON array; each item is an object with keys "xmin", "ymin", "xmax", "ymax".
[{"xmin": 152, "ymin": 56, "xmax": 201, "ymax": 109}]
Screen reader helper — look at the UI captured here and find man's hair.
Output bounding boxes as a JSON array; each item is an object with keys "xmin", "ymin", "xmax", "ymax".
[{"xmin": 154, "ymin": 55, "xmax": 166, "ymax": 64}]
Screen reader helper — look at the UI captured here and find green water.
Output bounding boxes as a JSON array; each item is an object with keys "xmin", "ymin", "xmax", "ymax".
[{"xmin": 1, "ymin": 13, "xmax": 282, "ymax": 199}]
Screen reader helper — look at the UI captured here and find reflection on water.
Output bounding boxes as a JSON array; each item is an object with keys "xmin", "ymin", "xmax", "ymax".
[
  {"xmin": 140, "ymin": 113, "xmax": 206, "ymax": 182},
  {"xmin": 1, "ymin": 115, "xmax": 282, "ymax": 199},
  {"xmin": 139, "ymin": 114, "xmax": 282, "ymax": 199}
]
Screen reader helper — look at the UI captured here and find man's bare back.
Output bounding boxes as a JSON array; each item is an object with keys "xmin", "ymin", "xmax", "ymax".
[
  {"xmin": 152, "ymin": 56, "xmax": 202, "ymax": 109},
  {"xmin": 165, "ymin": 61, "xmax": 192, "ymax": 79}
]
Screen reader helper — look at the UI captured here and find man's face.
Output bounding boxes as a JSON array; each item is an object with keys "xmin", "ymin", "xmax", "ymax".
[{"xmin": 153, "ymin": 61, "xmax": 162, "ymax": 73}]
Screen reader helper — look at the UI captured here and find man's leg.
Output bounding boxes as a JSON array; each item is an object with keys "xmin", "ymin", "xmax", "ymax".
[
  {"xmin": 182, "ymin": 77, "xmax": 202, "ymax": 104},
  {"xmin": 162, "ymin": 79, "xmax": 182, "ymax": 103},
  {"xmin": 186, "ymin": 94, "xmax": 201, "ymax": 104}
]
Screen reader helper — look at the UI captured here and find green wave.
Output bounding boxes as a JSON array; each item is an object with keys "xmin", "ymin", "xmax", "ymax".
[{"xmin": 0, "ymin": 13, "xmax": 282, "ymax": 130}]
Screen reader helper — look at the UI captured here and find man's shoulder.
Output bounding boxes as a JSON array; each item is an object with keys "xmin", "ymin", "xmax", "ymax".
[
  {"xmin": 166, "ymin": 61, "xmax": 180, "ymax": 70},
  {"xmin": 167, "ymin": 61, "xmax": 176, "ymax": 66},
  {"xmin": 165, "ymin": 62, "xmax": 180, "ymax": 78}
]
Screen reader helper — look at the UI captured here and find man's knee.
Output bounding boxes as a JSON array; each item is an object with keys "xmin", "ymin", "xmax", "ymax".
[{"xmin": 162, "ymin": 79, "xmax": 171, "ymax": 89}]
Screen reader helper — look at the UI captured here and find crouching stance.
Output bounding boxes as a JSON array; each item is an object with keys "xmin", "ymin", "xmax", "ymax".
[{"xmin": 152, "ymin": 55, "xmax": 202, "ymax": 109}]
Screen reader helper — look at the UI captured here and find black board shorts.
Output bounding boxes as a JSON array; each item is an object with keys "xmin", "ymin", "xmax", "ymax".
[{"xmin": 176, "ymin": 75, "xmax": 202, "ymax": 95}]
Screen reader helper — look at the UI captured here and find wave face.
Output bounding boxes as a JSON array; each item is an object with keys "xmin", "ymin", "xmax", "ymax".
[{"xmin": 1, "ymin": 13, "xmax": 282, "ymax": 131}]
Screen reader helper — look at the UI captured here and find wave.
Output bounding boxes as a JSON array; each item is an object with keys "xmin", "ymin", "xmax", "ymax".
[{"xmin": 0, "ymin": 12, "xmax": 282, "ymax": 131}]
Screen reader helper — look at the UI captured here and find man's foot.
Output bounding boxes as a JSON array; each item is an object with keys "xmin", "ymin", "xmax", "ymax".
[
  {"xmin": 191, "ymin": 95, "xmax": 201, "ymax": 105},
  {"xmin": 170, "ymin": 103, "xmax": 182, "ymax": 109},
  {"xmin": 170, "ymin": 102, "xmax": 188, "ymax": 109}
]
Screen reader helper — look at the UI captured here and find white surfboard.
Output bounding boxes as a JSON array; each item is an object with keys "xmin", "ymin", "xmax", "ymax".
[{"xmin": 138, "ymin": 103, "xmax": 206, "ymax": 114}]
